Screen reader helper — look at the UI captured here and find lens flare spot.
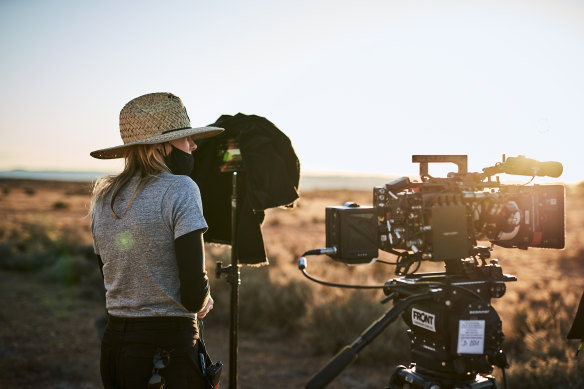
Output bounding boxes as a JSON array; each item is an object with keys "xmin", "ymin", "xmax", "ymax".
[{"xmin": 115, "ymin": 231, "xmax": 134, "ymax": 251}]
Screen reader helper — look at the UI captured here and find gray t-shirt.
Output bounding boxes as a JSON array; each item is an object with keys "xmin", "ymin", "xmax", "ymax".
[{"xmin": 91, "ymin": 173, "xmax": 208, "ymax": 318}]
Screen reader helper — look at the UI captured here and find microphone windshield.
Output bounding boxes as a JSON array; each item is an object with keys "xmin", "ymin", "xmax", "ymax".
[{"xmin": 502, "ymin": 156, "xmax": 563, "ymax": 178}]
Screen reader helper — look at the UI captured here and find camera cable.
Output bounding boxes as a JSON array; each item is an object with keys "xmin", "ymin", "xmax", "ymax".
[{"xmin": 298, "ymin": 249, "xmax": 387, "ymax": 290}]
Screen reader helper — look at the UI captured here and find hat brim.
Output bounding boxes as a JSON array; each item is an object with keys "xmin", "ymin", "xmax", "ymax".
[{"xmin": 90, "ymin": 126, "xmax": 224, "ymax": 159}]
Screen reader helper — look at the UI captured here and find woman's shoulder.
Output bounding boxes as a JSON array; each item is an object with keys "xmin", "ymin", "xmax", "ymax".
[{"xmin": 157, "ymin": 172, "xmax": 199, "ymax": 193}]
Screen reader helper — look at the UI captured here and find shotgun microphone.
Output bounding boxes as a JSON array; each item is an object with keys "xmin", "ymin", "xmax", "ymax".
[
  {"xmin": 502, "ymin": 156, "xmax": 563, "ymax": 177},
  {"xmin": 484, "ymin": 155, "xmax": 563, "ymax": 178}
]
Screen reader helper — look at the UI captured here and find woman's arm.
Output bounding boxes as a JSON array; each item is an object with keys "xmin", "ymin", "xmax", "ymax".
[{"xmin": 174, "ymin": 229, "xmax": 211, "ymax": 313}]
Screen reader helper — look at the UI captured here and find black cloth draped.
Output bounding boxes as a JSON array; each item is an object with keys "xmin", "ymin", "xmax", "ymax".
[{"xmin": 190, "ymin": 113, "xmax": 300, "ymax": 265}]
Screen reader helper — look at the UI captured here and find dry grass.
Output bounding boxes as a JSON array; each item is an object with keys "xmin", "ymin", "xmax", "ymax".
[{"xmin": 1, "ymin": 178, "xmax": 584, "ymax": 388}]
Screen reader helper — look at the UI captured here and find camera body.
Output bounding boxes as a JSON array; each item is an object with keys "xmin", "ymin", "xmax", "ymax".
[
  {"xmin": 375, "ymin": 181, "xmax": 565, "ymax": 261},
  {"xmin": 325, "ymin": 155, "xmax": 565, "ymax": 267}
]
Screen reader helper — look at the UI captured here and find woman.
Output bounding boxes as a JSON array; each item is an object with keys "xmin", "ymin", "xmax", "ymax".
[{"xmin": 90, "ymin": 92, "xmax": 223, "ymax": 388}]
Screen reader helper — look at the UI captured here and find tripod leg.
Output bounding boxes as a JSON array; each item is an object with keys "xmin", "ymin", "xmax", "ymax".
[{"xmin": 306, "ymin": 292, "xmax": 438, "ymax": 389}]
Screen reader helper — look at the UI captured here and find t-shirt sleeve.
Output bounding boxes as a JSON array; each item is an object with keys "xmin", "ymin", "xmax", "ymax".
[{"xmin": 163, "ymin": 176, "xmax": 208, "ymax": 239}]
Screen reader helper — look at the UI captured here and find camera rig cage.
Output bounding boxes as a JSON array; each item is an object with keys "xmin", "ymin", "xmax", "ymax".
[{"xmin": 299, "ymin": 155, "xmax": 565, "ymax": 389}]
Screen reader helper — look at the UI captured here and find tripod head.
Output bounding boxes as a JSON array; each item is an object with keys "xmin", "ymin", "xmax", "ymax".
[{"xmin": 386, "ymin": 258, "xmax": 515, "ymax": 386}]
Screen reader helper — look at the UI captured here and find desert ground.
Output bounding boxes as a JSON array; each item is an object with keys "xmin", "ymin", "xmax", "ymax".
[{"xmin": 0, "ymin": 178, "xmax": 583, "ymax": 388}]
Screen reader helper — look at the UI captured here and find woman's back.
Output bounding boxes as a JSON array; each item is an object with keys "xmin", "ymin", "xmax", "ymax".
[{"xmin": 92, "ymin": 172, "xmax": 207, "ymax": 318}]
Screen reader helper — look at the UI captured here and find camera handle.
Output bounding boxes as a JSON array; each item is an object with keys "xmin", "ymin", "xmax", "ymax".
[
  {"xmin": 305, "ymin": 290, "xmax": 442, "ymax": 389},
  {"xmin": 412, "ymin": 155, "xmax": 468, "ymax": 178}
]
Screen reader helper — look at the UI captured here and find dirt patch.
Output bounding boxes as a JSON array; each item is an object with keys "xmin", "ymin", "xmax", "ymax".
[{"xmin": 0, "ymin": 270, "xmax": 102, "ymax": 388}]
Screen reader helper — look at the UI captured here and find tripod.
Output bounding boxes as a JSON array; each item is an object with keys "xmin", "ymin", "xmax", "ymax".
[{"xmin": 305, "ymin": 258, "xmax": 515, "ymax": 389}]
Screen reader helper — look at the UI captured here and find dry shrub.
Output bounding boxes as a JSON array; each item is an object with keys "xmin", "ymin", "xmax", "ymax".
[
  {"xmin": 498, "ymin": 357, "xmax": 584, "ymax": 389},
  {"xmin": 0, "ymin": 219, "xmax": 100, "ymax": 292},
  {"xmin": 0, "ymin": 222, "xmax": 58, "ymax": 271},
  {"xmin": 40, "ymin": 254, "xmax": 92, "ymax": 286},
  {"xmin": 239, "ymin": 267, "xmax": 312, "ymax": 333},
  {"xmin": 504, "ymin": 289, "xmax": 578, "ymax": 359},
  {"xmin": 204, "ymin": 251, "xmax": 312, "ymax": 335},
  {"xmin": 53, "ymin": 201, "xmax": 69, "ymax": 210},
  {"xmin": 301, "ymin": 289, "xmax": 410, "ymax": 365}
]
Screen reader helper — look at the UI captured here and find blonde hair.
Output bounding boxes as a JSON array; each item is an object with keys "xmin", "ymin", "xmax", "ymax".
[{"xmin": 91, "ymin": 143, "xmax": 170, "ymax": 219}]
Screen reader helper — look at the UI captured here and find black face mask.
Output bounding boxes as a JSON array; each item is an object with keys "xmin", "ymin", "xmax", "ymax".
[{"xmin": 164, "ymin": 145, "xmax": 194, "ymax": 176}]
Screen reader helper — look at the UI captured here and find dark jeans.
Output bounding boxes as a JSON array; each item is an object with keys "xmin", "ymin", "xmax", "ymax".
[{"xmin": 101, "ymin": 315, "xmax": 207, "ymax": 388}]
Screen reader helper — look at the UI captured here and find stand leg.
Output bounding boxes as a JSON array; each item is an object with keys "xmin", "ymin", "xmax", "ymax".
[
  {"xmin": 215, "ymin": 261, "xmax": 240, "ymax": 389},
  {"xmin": 228, "ymin": 265, "xmax": 240, "ymax": 389},
  {"xmin": 229, "ymin": 172, "xmax": 239, "ymax": 389}
]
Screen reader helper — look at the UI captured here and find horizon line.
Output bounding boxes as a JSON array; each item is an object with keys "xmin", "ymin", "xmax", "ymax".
[
  {"xmin": 0, "ymin": 168, "xmax": 580, "ymax": 186},
  {"xmin": 0, "ymin": 167, "xmax": 402, "ymax": 178}
]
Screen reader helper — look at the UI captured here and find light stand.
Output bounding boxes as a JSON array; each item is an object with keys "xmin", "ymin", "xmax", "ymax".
[{"xmin": 215, "ymin": 140, "xmax": 244, "ymax": 389}]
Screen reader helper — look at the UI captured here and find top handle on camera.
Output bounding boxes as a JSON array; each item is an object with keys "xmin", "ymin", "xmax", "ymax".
[{"xmin": 412, "ymin": 155, "xmax": 468, "ymax": 180}]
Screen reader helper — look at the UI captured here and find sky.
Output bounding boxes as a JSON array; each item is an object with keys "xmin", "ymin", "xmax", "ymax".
[{"xmin": 1, "ymin": 0, "xmax": 583, "ymax": 184}]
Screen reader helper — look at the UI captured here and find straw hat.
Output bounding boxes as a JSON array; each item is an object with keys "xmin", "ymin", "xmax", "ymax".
[{"xmin": 90, "ymin": 92, "xmax": 223, "ymax": 159}]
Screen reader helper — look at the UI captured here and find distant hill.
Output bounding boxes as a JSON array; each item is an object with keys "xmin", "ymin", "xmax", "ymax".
[
  {"xmin": 0, "ymin": 170, "xmax": 109, "ymax": 182},
  {"xmin": 0, "ymin": 170, "xmax": 400, "ymax": 191}
]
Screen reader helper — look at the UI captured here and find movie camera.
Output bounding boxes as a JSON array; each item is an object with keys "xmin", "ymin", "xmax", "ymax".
[{"xmin": 298, "ymin": 155, "xmax": 565, "ymax": 389}]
